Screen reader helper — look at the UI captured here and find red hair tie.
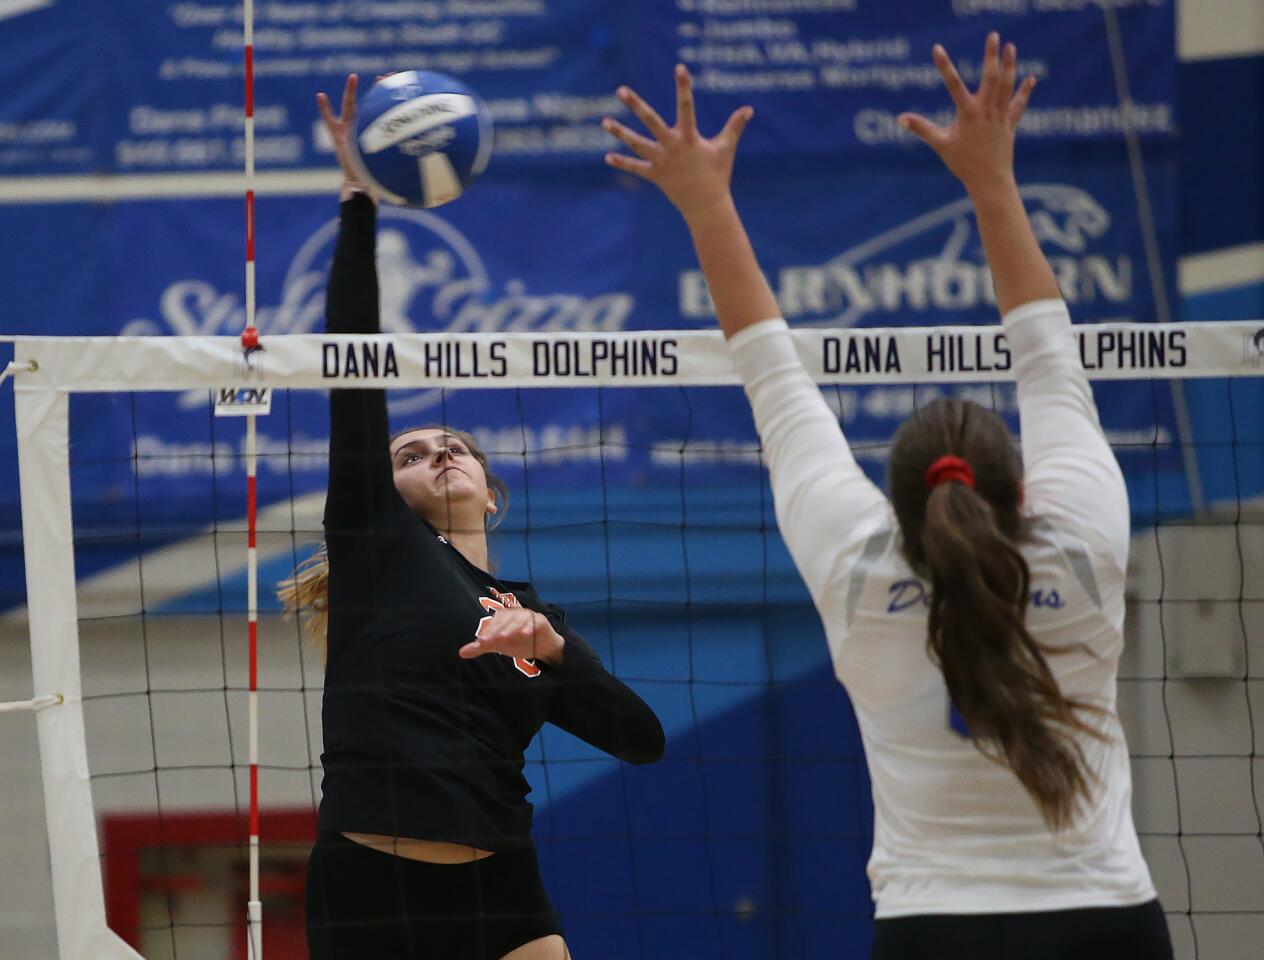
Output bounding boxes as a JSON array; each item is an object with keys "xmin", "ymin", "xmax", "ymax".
[{"xmin": 925, "ymin": 455, "xmax": 975, "ymax": 490}]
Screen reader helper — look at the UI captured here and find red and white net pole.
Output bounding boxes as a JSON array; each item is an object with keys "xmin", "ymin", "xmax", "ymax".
[{"xmin": 242, "ymin": 0, "xmax": 263, "ymax": 957}]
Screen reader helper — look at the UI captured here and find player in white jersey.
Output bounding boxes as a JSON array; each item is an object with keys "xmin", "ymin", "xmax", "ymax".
[{"xmin": 603, "ymin": 32, "xmax": 1174, "ymax": 960}]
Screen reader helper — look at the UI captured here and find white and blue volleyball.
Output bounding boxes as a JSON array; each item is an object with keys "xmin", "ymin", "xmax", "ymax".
[{"xmin": 355, "ymin": 71, "xmax": 492, "ymax": 209}]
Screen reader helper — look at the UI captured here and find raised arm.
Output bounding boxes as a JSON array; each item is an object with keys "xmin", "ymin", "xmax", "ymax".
[
  {"xmin": 897, "ymin": 35, "xmax": 1051, "ymax": 314},
  {"xmin": 318, "ymin": 75, "xmax": 398, "ymax": 533},
  {"xmin": 900, "ymin": 34, "xmax": 1128, "ymax": 566},
  {"xmin": 603, "ymin": 69, "xmax": 768, "ymax": 338},
  {"xmin": 602, "ymin": 68, "xmax": 888, "ymax": 600}
]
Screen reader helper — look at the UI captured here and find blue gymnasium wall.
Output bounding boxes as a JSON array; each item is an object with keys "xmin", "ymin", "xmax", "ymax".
[
  {"xmin": 1175, "ymin": 52, "xmax": 1264, "ymax": 510},
  {"xmin": 2, "ymin": 2, "xmax": 1262, "ymax": 957}
]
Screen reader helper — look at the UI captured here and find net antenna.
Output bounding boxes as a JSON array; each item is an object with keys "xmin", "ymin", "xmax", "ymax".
[{"xmin": 238, "ymin": 1, "xmax": 264, "ymax": 956}]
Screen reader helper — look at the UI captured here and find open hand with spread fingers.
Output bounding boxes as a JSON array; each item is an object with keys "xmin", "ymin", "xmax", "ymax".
[
  {"xmin": 602, "ymin": 64, "xmax": 753, "ymax": 222},
  {"xmin": 898, "ymin": 32, "xmax": 1037, "ymax": 195},
  {"xmin": 316, "ymin": 73, "xmax": 378, "ymax": 202},
  {"xmin": 458, "ymin": 607, "xmax": 565, "ymax": 666}
]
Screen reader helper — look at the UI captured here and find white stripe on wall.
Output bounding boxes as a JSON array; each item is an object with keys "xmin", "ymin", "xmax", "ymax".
[
  {"xmin": 0, "ymin": 0, "xmax": 53, "ymax": 22},
  {"xmin": 0, "ymin": 169, "xmax": 340, "ymax": 205},
  {"xmin": 1179, "ymin": 0, "xmax": 1264, "ymax": 61},
  {"xmin": 1179, "ymin": 242, "xmax": 1264, "ymax": 295}
]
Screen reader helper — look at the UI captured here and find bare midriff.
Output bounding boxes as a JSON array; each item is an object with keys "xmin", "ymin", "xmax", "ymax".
[{"xmin": 342, "ymin": 832, "xmax": 495, "ymax": 864}]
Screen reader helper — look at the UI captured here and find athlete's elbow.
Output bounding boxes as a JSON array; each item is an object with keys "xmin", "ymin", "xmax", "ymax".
[
  {"xmin": 623, "ymin": 745, "xmax": 664, "ymax": 765},
  {"xmin": 623, "ymin": 719, "xmax": 666, "ymax": 765}
]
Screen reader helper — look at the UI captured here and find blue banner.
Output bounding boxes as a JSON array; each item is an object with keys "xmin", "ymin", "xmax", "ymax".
[
  {"xmin": 0, "ymin": 1, "xmax": 1192, "ymax": 598},
  {"xmin": 1, "ymin": 153, "xmax": 1185, "ymax": 526},
  {"xmin": 0, "ymin": 0, "xmax": 1175, "ymax": 176}
]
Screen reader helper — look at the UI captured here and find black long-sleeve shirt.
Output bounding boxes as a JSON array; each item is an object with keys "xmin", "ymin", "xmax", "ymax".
[{"xmin": 318, "ymin": 193, "xmax": 664, "ymax": 849}]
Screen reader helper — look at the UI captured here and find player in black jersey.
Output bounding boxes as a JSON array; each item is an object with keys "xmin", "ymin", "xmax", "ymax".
[{"xmin": 284, "ymin": 75, "xmax": 666, "ymax": 960}]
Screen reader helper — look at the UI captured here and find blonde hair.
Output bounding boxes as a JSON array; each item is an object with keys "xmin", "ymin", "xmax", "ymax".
[
  {"xmin": 277, "ymin": 544, "xmax": 330, "ymax": 651},
  {"xmin": 277, "ymin": 426, "xmax": 506, "ymax": 653}
]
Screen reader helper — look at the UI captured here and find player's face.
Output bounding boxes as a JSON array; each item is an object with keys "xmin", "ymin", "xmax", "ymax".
[{"xmin": 389, "ymin": 428, "xmax": 496, "ymax": 529}]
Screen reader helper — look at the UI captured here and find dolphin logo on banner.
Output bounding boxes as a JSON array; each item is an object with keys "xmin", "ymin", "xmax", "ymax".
[{"xmin": 679, "ymin": 185, "xmax": 1131, "ymax": 329}]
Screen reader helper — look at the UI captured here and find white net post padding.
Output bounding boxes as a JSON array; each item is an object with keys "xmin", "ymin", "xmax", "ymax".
[{"xmin": 12, "ymin": 342, "xmax": 145, "ymax": 960}]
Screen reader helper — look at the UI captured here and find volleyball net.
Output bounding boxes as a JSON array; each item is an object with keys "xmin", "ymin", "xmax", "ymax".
[{"xmin": 3, "ymin": 323, "xmax": 1263, "ymax": 959}]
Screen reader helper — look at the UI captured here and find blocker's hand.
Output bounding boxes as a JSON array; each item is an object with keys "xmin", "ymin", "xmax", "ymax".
[
  {"xmin": 602, "ymin": 64, "xmax": 753, "ymax": 221},
  {"xmin": 459, "ymin": 607, "xmax": 565, "ymax": 665},
  {"xmin": 316, "ymin": 73, "xmax": 377, "ymax": 201},
  {"xmin": 897, "ymin": 32, "xmax": 1036, "ymax": 194}
]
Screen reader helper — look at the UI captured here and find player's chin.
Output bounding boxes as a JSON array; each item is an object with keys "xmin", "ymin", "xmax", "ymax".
[
  {"xmin": 399, "ymin": 482, "xmax": 462, "ymax": 521},
  {"xmin": 436, "ymin": 471, "xmax": 489, "ymax": 501},
  {"xmin": 411, "ymin": 486, "xmax": 484, "ymax": 527}
]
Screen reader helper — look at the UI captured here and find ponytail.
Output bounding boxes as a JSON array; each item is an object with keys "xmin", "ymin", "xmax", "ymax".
[
  {"xmin": 277, "ymin": 545, "xmax": 330, "ymax": 660},
  {"xmin": 921, "ymin": 480, "xmax": 1102, "ymax": 831},
  {"xmin": 889, "ymin": 398, "xmax": 1106, "ymax": 832}
]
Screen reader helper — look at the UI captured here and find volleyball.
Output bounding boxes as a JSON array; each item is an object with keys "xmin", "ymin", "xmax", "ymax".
[{"xmin": 355, "ymin": 70, "xmax": 493, "ymax": 209}]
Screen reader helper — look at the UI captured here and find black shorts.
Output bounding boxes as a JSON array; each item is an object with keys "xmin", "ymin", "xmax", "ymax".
[
  {"xmin": 305, "ymin": 831, "xmax": 562, "ymax": 960},
  {"xmin": 871, "ymin": 898, "xmax": 1174, "ymax": 960}
]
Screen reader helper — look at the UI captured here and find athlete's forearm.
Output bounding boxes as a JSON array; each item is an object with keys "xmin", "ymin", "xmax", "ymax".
[
  {"xmin": 682, "ymin": 195, "xmax": 782, "ymax": 339},
  {"xmin": 552, "ymin": 675, "xmax": 666, "ymax": 765},
  {"xmin": 967, "ymin": 176, "xmax": 1061, "ymax": 317},
  {"xmin": 326, "ymin": 193, "xmax": 380, "ymax": 336},
  {"xmin": 324, "ymin": 193, "xmax": 395, "ymax": 529},
  {"xmin": 549, "ymin": 627, "xmax": 666, "ymax": 764}
]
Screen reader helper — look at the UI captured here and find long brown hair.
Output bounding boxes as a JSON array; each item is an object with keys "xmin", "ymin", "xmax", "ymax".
[
  {"xmin": 888, "ymin": 397, "xmax": 1104, "ymax": 830},
  {"xmin": 277, "ymin": 425, "xmax": 509, "ymax": 652}
]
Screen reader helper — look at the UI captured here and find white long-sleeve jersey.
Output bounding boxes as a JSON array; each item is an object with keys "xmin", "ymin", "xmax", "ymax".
[{"xmin": 727, "ymin": 299, "xmax": 1155, "ymax": 918}]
